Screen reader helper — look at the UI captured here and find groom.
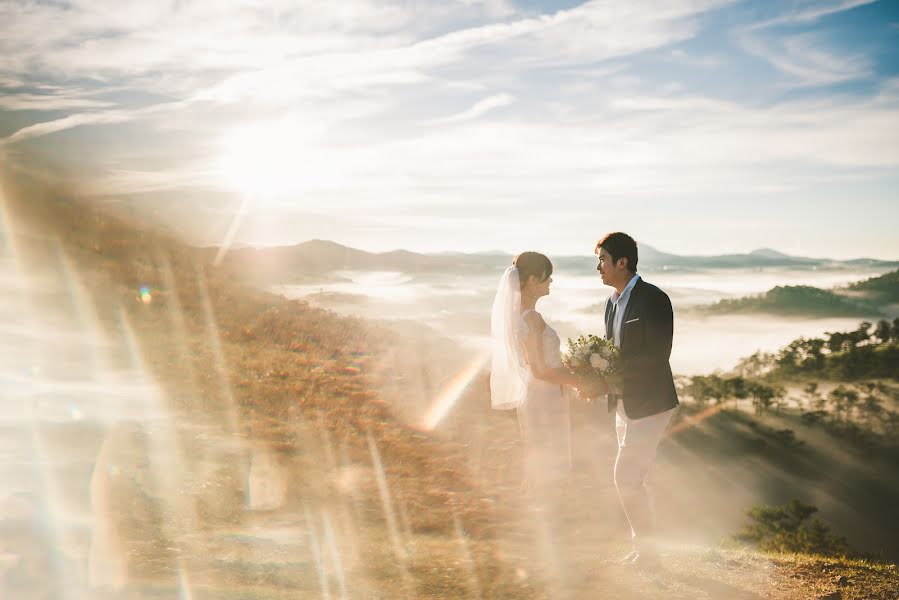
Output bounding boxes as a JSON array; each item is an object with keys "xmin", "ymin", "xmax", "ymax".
[{"xmin": 592, "ymin": 232, "xmax": 679, "ymax": 568}]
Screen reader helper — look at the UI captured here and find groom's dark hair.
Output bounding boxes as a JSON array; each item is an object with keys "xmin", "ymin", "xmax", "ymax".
[{"xmin": 595, "ymin": 232, "xmax": 638, "ymax": 272}]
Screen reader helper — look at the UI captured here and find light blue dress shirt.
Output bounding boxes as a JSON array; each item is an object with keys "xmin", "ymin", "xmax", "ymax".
[{"xmin": 610, "ymin": 273, "xmax": 641, "ymax": 347}]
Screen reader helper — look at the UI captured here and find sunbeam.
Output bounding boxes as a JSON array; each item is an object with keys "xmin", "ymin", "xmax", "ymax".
[
  {"xmin": 366, "ymin": 432, "xmax": 405, "ymax": 563},
  {"xmin": 213, "ymin": 196, "xmax": 249, "ymax": 267},
  {"xmin": 419, "ymin": 350, "xmax": 490, "ymax": 431},
  {"xmin": 666, "ymin": 403, "xmax": 730, "ymax": 436}
]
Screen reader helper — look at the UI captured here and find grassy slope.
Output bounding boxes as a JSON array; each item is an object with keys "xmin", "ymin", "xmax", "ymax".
[{"xmin": 3, "ymin": 174, "xmax": 897, "ymax": 599}]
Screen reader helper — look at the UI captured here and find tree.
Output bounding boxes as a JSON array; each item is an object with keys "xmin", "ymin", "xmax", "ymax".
[
  {"xmin": 686, "ymin": 376, "xmax": 710, "ymax": 408},
  {"xmin": 858, "ymin": 383, "xmax": 883, "ymax": 430},
  {"xmin": 826, "ymin": 331, "xmax": 845, "ymax": 354},
  {"xmin": 749, "ymin": 382, "xmax": 778, "ymax": 416},
  {"xmin": 828, "ymin": 386, "xmax": 847, "ymax": 422},
  {"xmin": 725, "ymin": 376, "xmax": 750, "ymax": 409},
  {"xmin": 734, "ymin": 499, "xmax": 850, "ymax": 556},
  {"xmin": 846, "ymin": 321, "xmax": 872, "ymax": 347},
  {"xmin": 828, "ymin": 385, "xmax": 860, "ymax": 423},
  {"xmin": 734, "ymin": 351, "xmax": 775, "ymax": 378},
  {"xmin": 775, "ymin": 340, "xmax": 802, "ymax": 373},
  {"xmin": 803, "ymin": 338, "xmax": 826, "ymax": 371},
  {"xmin": 874, "ymin": 319, "xmax": 892, "ymax": 344},
  {"xmin": 843, "ymin": 387, "xmax": 860, "ymax": 421},
  {"xmin": 801, "ymin": 382, "xmax": 823, "ymax": 412}
]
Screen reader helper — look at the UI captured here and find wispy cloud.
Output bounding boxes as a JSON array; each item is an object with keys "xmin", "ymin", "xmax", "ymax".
[
  {"xmin": 0, "ymin": 0, "xmax": 896, "ymax": 259},
  {"xmin": 666, "ymin": 48, "xmax": 724, "ymax": 69},
  {"xmin": 0, "ymin": 99, "xmax": 188, "ymax": 145},
  {"xmin": 428, "ymin": 93, "xmax": 515, "ymax": 124},
  {"xmin": 1, "ymin": 0, "xmax": 730, "ymax": 147},
  {"xmin": 740, "ymin": 31, "xmax": 872, "ymax": 86},
  {"xmin": 746, "ymin": 0, "xmax": 877, "ymax": 29},
  {"xmin": 0, "ymin": 93, "xmax": 114, "ymax": 111},
  {"xmin": 735, "ymin": 0, "xmax": 878, "ymax": 88}
]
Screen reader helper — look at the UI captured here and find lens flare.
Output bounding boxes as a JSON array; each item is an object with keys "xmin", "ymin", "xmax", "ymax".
[
  {"xmin": 666, "ymin": 403, "xmax": 729, "ymax": 436},
  {"xmin": 419, "ymin": 350, "xmax": 490, "ymax": 431}
]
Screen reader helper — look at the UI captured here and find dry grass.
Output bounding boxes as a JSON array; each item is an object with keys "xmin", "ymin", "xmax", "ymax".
[{"xmin": 2, "ymin": 172, "xmax": 897, "ymax": 599}]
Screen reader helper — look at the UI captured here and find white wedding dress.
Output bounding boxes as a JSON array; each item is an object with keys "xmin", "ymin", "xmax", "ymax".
[
  {"xmin": 517, "ymin": 309, "xmax": 571, "ymax": 487},
  {"xmin": 490, "ymin": 266, "xmax": 571, "ymax": 489}
]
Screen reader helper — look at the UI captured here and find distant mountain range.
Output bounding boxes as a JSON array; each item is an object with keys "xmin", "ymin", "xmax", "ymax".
[
  {"xmin": 635, "ymin": 245, "xmax": 898, "ymax": 270},
  {"xmin": 204, "ymin": 239, "xmax": 899, "ymax": 282}
]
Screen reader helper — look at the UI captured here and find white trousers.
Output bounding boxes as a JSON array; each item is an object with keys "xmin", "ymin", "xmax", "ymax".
[{"xmin": 614, "ymin": 404, "xmax": 676, "ymax": 552}]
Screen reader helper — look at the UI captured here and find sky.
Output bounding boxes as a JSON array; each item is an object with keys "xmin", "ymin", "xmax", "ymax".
[{"xmin": 1, "ymin": 0, "xmax": 898, "ymax": 259}]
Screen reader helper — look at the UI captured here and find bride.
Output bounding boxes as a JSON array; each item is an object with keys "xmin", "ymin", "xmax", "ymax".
[{"xmin": 490, "ymin": 251, "xmax": 580, "ymax": 490}]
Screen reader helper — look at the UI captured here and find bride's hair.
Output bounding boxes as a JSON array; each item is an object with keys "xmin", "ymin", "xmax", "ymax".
[{"xmin": 513, "ymin": 252, "xmax": 553, "ymax": 288}]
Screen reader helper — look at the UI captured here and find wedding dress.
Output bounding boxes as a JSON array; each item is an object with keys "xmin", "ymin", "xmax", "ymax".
[
  {"xmin": 518, "ymin": 309, "xmax": 571, "ymax": 487},
  {"xmin": 490, "ymin": 266, "xmax": 571, "ymax": 488}
]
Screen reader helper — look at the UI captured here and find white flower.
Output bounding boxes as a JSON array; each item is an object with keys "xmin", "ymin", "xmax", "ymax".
[
  {"xmin": 590, "ymin": 353, "xmax": 609, "ymax": 371},
  {"xmin": 600, "ymin": 347, "xmax": 610, "ymax": 358}
]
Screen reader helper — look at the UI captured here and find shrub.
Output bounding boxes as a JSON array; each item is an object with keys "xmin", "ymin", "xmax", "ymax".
[{"xmin": 734, "ymin": 499, "xmax": 850, "ymax": 556}]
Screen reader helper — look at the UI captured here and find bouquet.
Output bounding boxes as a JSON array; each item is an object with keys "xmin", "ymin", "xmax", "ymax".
[{"xmin": 562, "ymin": 334, "xmax": 621, "ymax": 397}]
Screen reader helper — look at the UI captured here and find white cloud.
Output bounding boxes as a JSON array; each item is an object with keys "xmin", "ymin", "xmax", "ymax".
[
  {"xmin": 0, "ymin": 93, "xmax": 114, "ymax": 111},
  {"xmin": 80, "ymin": 165, "xmax": 222, "ymax": 196},
  {"xmin": 666, "ymin": 48, "xmax": 724, "ymax": 69},
  {"xmin": 1, "ymin": 0, "xmax": 896, "ymax": 259},
  {"xmin": 1, "ymin": 0, "xmax": 730, "ymax": 146},
  {"xmin": 0, "ymin": 99, "xmax": 188, "ymax": 145},
  {"xmin": 735, "ymin": 0, "xmax": 877, "ymax": 88},
  {"xmin": 740, "ymin": 31, "xmax": 871, "ymax": 86},
  {"xmin": 428, "ymin": 93, "xmax": 515, "ymax": 124},
  {"xmin": 746, "ymin": 0, "xmax": 877, "ymax": 29}
]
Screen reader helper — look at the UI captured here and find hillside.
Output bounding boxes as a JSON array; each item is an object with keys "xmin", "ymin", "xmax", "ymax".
[
  {"xmin": 696, "ymin": 285, "xmax": 883, "ymax": 318},
  {"xmin": 847, "ymin": 269, "xmax": 899, "ymax": 302},
  {"xmin": 1, "ymin": 175, "xmax": 532, "ymax": 598},
  {"xmin": 2, "ymin": 172, "xmax": 898, "ymax": 599},
  {"xmin": 207, "ymin": 239, "xmax": 508, "ymax": 283}
]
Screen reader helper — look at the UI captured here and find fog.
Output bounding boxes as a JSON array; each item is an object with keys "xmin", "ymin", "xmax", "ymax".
[{"xmin": 274, "ymin": 265, "xmax": 892, "ymax": 375}]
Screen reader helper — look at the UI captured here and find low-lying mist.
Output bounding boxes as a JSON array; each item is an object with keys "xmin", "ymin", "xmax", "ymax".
[{"xmin": 274, "ymin": 266, "xmax": 891, "ymax": 375}]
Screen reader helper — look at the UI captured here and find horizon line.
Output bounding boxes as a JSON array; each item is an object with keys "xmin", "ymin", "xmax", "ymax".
[{"xmin": 196, "ymin": 238, "xmax": 899, "ymax": 264}]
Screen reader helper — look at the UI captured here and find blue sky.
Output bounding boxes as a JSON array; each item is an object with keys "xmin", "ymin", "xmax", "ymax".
[{"xmin": 1, "ymin": 0, "xmax": 898, "ymax": 259}]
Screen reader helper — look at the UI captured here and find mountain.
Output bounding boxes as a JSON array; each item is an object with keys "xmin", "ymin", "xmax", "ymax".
[
  {"xmin": 847, "ymin": 269, "xmax": 899, "ymax": 301},
  {"xmin": 204, "ymin": 239, "xmax": 510, "ymax": 282},
  {"xmin": 696, "ymin": 285, "xmax": 883, "ymax": 318},
  {"xmin": 692, "ymin": 269, "xmax": 899, "ymax": 318},
  {"xmin": 205, "ymin": 240, "xmax": 899, "ymax": 283},
  {"xmin": 749, "ymin": 248, "xmax": 793, "ymax": 259},
  {"xmin": 636, "ymin": 246, "xmax": 895, "ymax": 270}
]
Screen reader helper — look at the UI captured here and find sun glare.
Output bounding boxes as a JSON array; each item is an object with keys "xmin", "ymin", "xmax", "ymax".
[{"xmin": 217, "ymin": 118, "xmax": 342, "ymax": 199}]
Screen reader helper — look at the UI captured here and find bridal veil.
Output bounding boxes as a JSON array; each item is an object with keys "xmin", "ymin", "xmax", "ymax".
[{"xmin": 490, "ymin": 266, "xmax": 529, "ymax": 410}]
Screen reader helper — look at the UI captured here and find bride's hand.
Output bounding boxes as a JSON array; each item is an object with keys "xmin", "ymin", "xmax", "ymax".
[{"xmin": 577, "ymin": 378, "xmax": 609, "ymax": 401}]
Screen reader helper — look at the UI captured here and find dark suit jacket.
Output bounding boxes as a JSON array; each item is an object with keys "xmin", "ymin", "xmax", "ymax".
[{"xmin": 604, "ymin": 277, "xmax": 679, "ymax": 419}]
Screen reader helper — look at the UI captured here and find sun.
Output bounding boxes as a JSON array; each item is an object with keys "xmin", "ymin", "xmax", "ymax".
[{"xmin": 216, "ymin": 117, "xmax": 340, "ymax": 200}]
